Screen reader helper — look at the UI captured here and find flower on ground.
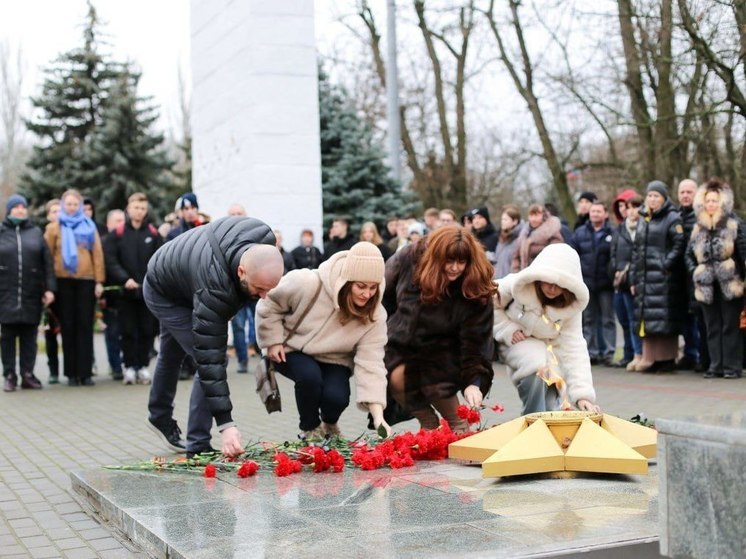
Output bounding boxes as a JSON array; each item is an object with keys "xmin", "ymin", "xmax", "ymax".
[
  {"xmin": 237, "ymin": 461, "xmax": 259, "ymax": 478},
  {"xmin": 203, "ymin": 464, "xmax": 217, "ymax": 478}
]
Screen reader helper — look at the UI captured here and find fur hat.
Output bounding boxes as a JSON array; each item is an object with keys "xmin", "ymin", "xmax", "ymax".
[
  {"xmin": 340, "ymin": 242, "xmax": 385, "ymax": 284},
  {"xmin": 646, "ymin": 180, "xmax": 669, "ymax": 199},
  {"xmin": 6, "ymin": 194, "xmax": 28, "ymax": 214}
]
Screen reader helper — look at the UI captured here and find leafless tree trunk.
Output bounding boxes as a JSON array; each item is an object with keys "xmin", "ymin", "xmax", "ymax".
[
  {"xmin": 678, "ymin": 0, "xmax": 746, "ymax": 117},
  {"xmin": 0, "ymin": 41, "xmax": 24, "ymax": 197},
  {"xmin": 617, "ymin": 0, "xmax": 656, "ymax": 181},
  {"xmin": 483, "ymin": 0, "xmax": 576, "ymax": 223}
]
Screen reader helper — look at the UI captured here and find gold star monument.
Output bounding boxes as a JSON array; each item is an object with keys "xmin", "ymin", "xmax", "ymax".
[{"xmin": 448, "ymin": 411, "xmax": 657, "ymax": 478}]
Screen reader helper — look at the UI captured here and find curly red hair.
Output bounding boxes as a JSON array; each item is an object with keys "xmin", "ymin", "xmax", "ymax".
[{"xmin": 413, "ymin": 225, "xmax": 497, "ymax": 304}]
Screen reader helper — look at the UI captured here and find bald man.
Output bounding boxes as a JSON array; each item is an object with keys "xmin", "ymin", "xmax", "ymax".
[{"xmin": 143, "ymin": 217, "xmax": 284, "ymax": 458}]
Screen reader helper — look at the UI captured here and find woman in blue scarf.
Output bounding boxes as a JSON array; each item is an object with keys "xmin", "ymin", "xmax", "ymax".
[{"xmin": 44, "ymin": 189, "xmax": 105, "ymax": 386}]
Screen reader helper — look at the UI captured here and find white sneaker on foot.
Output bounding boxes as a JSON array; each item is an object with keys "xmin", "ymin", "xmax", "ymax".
[
  {"xmin": 137, "ymin": 368, "xmax": 152, "ymax": 385},
  {"xmin": 123, "ymin": 367, "xmax": 137, "ymax": 385}
]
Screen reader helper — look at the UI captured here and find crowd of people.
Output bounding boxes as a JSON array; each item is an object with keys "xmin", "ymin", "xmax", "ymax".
[{"xmin": 0, "ymin": 176, "xmax": 742, "ymax": 457}]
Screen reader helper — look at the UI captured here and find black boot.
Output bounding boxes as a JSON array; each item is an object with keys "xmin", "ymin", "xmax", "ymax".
[
  {"xmin": 20, "ymin": 372, "xmax": 42, "ymax": 389},
  {"xmin": 3, "ymin": 374, "xmax": 17, "ymax": 392}
]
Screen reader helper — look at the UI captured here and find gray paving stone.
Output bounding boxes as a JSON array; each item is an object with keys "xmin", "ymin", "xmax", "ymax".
[
  {"xmin": 63, "ymin": 548, "xmax": 99, "ymax": 559},
  {"xmin": 21, "ymin": 534, "xmax": 53, "ymax": 548},
  {"xmin": 55, "ymin": 537, "xmax": 89, "ymax": 550}
]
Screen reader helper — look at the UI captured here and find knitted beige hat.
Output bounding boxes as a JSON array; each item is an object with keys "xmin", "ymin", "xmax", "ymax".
[{"xmin": 341, "ymin": 242, "xmax": 385, "ymax": 283}]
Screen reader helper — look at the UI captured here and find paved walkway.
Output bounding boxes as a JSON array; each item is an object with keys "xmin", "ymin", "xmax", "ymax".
[{"xmin": 1, "ymin": 334, "xmax": 744, "ymax": 557}]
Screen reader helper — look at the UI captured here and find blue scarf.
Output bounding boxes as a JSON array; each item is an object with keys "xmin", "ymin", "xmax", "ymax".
[{"xmin": 58, "ymin": 207, "xmax": 97, "ymax": 274}]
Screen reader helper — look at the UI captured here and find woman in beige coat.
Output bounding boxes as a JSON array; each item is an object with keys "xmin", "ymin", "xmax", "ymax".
[{"xmin": 256, "ymin": 242, "xmax": 390, "ymax": 438}]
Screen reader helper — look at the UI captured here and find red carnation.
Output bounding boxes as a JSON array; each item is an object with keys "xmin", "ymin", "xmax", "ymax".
[
  {"xmin": 203, "ymin": 464, "xmax": 217, "ymax": 478},
  {"xmin": 327, "ymin": 449, "xmax": 345, "ymax": 473},
  {"xmin": 237, "ymin": 461, "xmax": 259, "ymax": 478},
  {"xmin": 456, "ymin": 404, "xmax": 471, "ymax": 420},
  {"xmin": 490, "ymin": 404, "xmax": 505, "ymax": 413},
  {"xmin": 311, "ymin": 447, "xmax": 330, "ymax": 473},
  {"xmin": 297, "ymin": 447, "xmax": 315, "ymax": 465}
]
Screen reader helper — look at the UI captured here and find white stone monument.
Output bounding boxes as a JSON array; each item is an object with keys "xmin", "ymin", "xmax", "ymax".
[{"xmin": 190, "ymin": 0, "xmax": 323, "ymax": 250}]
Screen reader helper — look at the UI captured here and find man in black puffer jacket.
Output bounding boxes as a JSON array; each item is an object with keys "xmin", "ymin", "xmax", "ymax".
[
  {"xmin": 144, "ymin": 216, "xmax": 284, "ymax": 458},
  {"xmin": 572, "ymin": 201, "xmax": 615, "ymax": 365}
]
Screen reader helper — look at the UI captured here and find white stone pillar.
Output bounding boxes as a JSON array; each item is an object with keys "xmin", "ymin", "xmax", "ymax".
[{"xmin": 190, "ymin": 0, "xmax": 323, "ymax": 252}]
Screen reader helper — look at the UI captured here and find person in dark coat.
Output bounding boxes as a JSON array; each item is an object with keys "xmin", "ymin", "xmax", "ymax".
[
  {"xmin": 144, "ymin": 216, "xmax": 284, "ymax": 458},
  {"xmin": 1, "ymin": 195, "xmax": 56, "ymax": 392},
  {"xmin": 384, "ymin": 226, "xmax": 496, "ymax": 433},
  {"xmin": 323, "ymin": 217, "xmax": 356, "ymax": 261},
  {"xmin": 677, "ymin": 178, "xmax": 705, "ymax": 371},
  {"xmin": 630, "ymin": 181, "xmax": 686, "ymax": 372},
  {"xmin": 610, "ymin": 195, "xmax": 643, "ymax": 370},
  {"xmin": 166, "ymin": 193, "xmax": 204, "ymax": 241},
  {"xmin": 104, "ymin": 193, "xmax": 163, "ymax": 386},
  {"xmin": 572, "ymin": 201, "xmax": 615, "ymax": 365},
  {"xmin": 291, "ymin": 230, "xmax": 323, "ymax": 270},
  {"xmin": 467, "ymin": 207, "xmax": 499, "ymax": 266},
  {"xmin": 101, "ymin": 209, "xmax": 126, "ymax": 381},
  {"xmin": 685, "ymin": 179, "xmax": 746, "ymax": 379},
  {"xmin": 574, "ymin": 191, "xmax": 597, "ymax": 230},
  {"xmin": 83, "ymin": 197, "xmax": 108, "ymax": 238}
]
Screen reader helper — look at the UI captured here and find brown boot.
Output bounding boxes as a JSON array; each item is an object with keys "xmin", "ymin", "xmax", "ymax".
[
  {"xmin": 440, "ymin": 411, "xmax": 469, "ymax": 434},
  {"xmin": 321, "ymin": 422, "xmax": 343, "ymax": 439},
  {"xmin": 411, "ymin": 407, "xmax": 440, "ymax": 430}
]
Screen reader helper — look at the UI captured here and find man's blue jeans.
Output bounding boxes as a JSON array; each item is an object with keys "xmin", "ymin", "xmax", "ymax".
[{"xmin": 231, "ymin": 301, "xmax": 256, "ymax": 364}]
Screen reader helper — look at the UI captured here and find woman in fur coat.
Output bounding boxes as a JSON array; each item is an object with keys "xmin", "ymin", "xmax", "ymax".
[
  {"xmin": 685, "ymin": 179, "xmax": 746, "ymax": 379},
  {"xmin": 384, "ymin": 226, "xmax": 496, "ymax": 432},
  {"xmin": 256, "ymin": 242, "xmax": 390, "ymax": 438},
  {"xmin": 511, "ymin": 204, "xmax": 564, "ymax": 272},
  {"xmin": 494, "ymin": 243, "xmax": 600, "ymax": 414}
]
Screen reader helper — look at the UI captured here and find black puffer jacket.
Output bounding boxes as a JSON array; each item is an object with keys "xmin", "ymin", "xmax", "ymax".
[
  {"xmin": 146, "ymin": 217, "xmax": 276, "ymax": 427},
  {"xmin": 0, "ymin": 219, "xmax": 56, "ymax": 325},
  {"xmin": 474, "ymin": 223, "xmax": 499, "ymax": 254},
  {"xmin": 630, "ymin": 199, "xmax": 686, "ymax": 336},
  {"xmin": 103, "ymin": 218, "xmax": 162, "ymax": 300},
  {"xmin": 571, "ymin": 220, "xmax": 614, "ymax": 291},
  {"xmin": 610, "ymin": 220, "xmax": 636, "ymax": 292},
  {"xmin": 679, "ymin": 205, "xmax": 697, "ymax": 306}
]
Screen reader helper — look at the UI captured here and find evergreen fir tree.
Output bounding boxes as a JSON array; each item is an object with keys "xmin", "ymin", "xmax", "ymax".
[
  {"xmin": 22, "ymin": 2, "xmax": 125, "ymax": 206},
  {"xmin": 319, "ymin": 70, "xmax": 419, "ymax": 231},
  {"xmin": 80, "ymin": 71, "xmax": 176, "ymax": 218}
]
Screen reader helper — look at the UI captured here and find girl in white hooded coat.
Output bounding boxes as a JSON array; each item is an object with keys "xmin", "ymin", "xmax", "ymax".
[{"xmin": 493, "ymin": 243, "xmax": 601, "ymax": 414}]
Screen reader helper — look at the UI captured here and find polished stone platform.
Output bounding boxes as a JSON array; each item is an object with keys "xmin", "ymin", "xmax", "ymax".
[
  {"xmin": 658, "ymin": 412, "xmax": 746, "ymax": 559},
  {"xmin": 71, "ymin": 459, "xmax": 661, "ymax": 558}
]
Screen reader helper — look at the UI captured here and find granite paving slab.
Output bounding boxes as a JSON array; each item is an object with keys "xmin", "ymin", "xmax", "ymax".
[{"xmin": 71, "ymin": 461, "xmax": 662, "ymax": 558}]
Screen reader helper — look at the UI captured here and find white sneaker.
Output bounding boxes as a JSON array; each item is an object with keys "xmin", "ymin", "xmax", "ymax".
[
  {"xmin": 123, "ymin": 368, "xmax": 137, "ymax": 385},
  {"xmin": 137, "ymin": 368, "xmax": 152, "ymax": 385}
]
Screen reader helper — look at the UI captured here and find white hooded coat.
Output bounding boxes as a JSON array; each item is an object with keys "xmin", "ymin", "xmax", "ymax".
[{"xmin": 493, "ymin": 243, "xmax": 596, "ymax": 406}]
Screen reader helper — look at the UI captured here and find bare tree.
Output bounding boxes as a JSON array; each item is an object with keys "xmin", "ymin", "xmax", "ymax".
[
  {"xmin": 482, "ymin": 0, "xmax": 576, "ymax": 222},
  {"xmin": 0, "ymin": 41, "xmax": 25, "ymax": 197}
]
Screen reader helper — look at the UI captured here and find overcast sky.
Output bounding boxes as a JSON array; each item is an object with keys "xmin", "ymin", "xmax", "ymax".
[{"xmin": 0, "ymin": 1, "xmax": 357, "ymax": 140}]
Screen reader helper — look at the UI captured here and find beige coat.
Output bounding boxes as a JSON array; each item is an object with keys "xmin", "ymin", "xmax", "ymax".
[
  {"xmin": 255, "ymin": 251, "xmax": 388, "ymax": 410},
  {"xmin": 44, "ymin": 222, "xmax": 105, "ymax": 282}
]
